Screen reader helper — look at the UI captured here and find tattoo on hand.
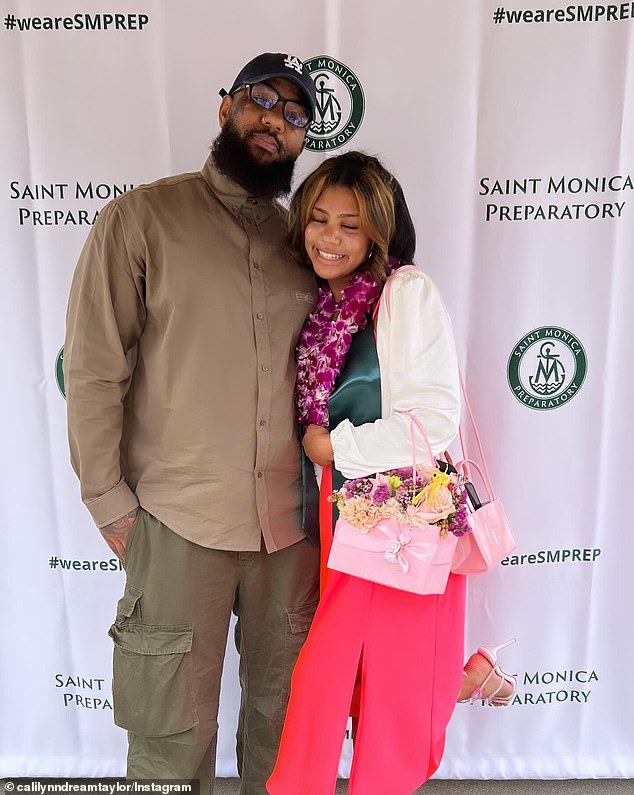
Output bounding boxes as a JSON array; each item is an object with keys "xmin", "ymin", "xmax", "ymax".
[{"xmin": 102, "ymin": 508, "xmax": 138, "ymax": 534}]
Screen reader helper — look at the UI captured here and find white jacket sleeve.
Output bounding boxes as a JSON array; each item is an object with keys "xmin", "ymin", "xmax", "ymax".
[{"xmin": 330, "ymin": 267, "xmax": 460, "ymax": 478}]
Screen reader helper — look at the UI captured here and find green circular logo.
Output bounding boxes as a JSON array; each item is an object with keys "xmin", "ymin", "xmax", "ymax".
[
  {"xmin": 305, "ymin": 56, "xmax": 365, "ymax": 151},
  {"xmin": 55, "ymin": 346, "xmax": 66, "ymax": 399},
  {"xmin": 507, "ymin": 327, "xmax": 587, "ymax": 411}
]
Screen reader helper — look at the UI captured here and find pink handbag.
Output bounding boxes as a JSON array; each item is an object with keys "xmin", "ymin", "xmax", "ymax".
[{"xmin": 327, "ymin": 412, "xmax": 458, "ymax": 595}]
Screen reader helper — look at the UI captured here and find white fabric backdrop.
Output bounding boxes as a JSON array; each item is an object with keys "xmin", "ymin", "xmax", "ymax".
[{"xmin": 1, "ymin": 0, "xmax": 633, "ymax": 779}]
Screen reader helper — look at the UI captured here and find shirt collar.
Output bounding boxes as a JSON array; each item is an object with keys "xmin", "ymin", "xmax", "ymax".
[{"xmin": 201, "ymin": 154, "xmax": 277, "ymax": 225}]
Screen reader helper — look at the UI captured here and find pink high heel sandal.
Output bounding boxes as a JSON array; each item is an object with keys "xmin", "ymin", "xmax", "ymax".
[{"xmin": 459, "ymin": 639, "xmax": 517, "ymax": 706}]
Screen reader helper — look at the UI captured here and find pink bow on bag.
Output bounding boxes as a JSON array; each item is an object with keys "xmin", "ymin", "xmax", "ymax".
[{"xmin": 383, "ymin": 531, "xmax": 415, "ymax": 573}]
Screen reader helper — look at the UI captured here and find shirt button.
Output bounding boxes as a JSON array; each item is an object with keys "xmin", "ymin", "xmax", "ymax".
[
  {"xmin": 259, "ymin": 419, "xmax": 267, "ymax": 427},
  {"xmin": 257, "ymin": 472, "xmax": 263, "ymax": 479},
  {"xmin": 245, "ymin": 217, "xmax": 253, "ymax": 225},
  {"xmin": 252, "ymin": 262, "xmax": 260, "ymax": 270},
  {"xmin": 256, "ymin": 313, "xmax": 264, "ymax": 320},
  {"xmin": 262, "ymin": 365, "xmax": 269, "ymax": 372}
]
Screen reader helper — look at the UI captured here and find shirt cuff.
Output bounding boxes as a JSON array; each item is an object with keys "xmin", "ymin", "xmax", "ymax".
[
  {"xmin": 330, "ymin": 420, "xmax": 359, "ymax": 478},
  {"xmin": 85, "ymin": 478, "xmax": 140, "ymax": 528}
]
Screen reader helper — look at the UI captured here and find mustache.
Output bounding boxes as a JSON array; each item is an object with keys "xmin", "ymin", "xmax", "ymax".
[{"xmin": 249, "ymin": 129, "xmax": 281, "ymax": 150}]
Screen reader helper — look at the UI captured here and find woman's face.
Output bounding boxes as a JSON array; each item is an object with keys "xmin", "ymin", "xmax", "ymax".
[{"xmin": 304, "ymin": 185, "xmax": 373, "ymax": 299}]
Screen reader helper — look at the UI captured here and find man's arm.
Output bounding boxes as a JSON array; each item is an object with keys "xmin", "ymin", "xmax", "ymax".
[{"xmin": 64, "ymin": 199, "xmax": 146, "ymax": 555}]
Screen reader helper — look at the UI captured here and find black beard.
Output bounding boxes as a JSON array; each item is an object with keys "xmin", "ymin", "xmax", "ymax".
[{"xmin": 211, "ymin": 120, "xmax": 296, "ymax": 200}]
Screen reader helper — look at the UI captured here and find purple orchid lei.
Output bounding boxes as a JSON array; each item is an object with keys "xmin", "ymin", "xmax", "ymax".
[{"xmin": 296, "ymin": 257, "xmax": 401, "ymax": 429}]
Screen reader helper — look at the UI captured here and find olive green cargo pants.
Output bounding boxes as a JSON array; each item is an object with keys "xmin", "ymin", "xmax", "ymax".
[{"xmin": 108, "ymin": 508, "xmax": 320, "ymax": 795}]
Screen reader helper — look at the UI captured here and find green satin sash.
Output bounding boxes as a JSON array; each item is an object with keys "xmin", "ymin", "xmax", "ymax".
[{"xmin": 328, "ymin": 319, "xmax": 382, "ymax": 525}]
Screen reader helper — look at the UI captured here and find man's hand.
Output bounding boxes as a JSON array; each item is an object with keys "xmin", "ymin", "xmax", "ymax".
[
  {"xmin": 100, "ymin": 508, "xmax": 139, "ymax": 561},
  {"xmin": 302, "ymin": 424, "xmax": 334, "ymax": 466}
]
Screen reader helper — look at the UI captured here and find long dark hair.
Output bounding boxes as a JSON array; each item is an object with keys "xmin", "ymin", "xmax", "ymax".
[{"xmin": 390, "ymin": 178, "xmax": 416, "ymax": 264}]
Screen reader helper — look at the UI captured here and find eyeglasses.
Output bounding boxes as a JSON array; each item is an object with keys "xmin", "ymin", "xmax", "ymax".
[{"xmin": 236, "ymin": 81, "xmax": 311, "ymax": 129}]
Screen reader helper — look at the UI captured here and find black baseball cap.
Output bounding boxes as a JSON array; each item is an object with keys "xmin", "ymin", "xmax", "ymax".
[{"xmin": 220, "ymin": 52, "xmax": 316, "ymax": 119}]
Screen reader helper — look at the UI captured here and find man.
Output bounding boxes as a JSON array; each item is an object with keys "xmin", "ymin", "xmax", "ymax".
[{"xmin": 64, "ymin": 53, "xmax": 320, "ymax": 795}]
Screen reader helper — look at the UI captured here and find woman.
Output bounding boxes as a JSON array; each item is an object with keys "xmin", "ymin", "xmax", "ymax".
[{"xmin": 267, "ymin": 152, "xmax": 513, "ymax": 795}]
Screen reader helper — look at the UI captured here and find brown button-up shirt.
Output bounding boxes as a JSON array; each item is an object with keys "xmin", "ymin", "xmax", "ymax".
[{"xmin": 64, "ymin": 156, "xmax": 317, "ymax": 552}]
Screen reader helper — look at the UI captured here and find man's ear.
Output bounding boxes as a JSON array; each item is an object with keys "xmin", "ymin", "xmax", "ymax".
[{"xmin": 218, "ymin": 95, "xmax": 233, "ymax": 128}]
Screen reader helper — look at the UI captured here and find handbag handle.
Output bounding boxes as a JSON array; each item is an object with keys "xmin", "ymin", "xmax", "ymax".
[
  {"xmin": 457, "ymin": 373, "xmax": 497, "ymax": 501},
  {"xmin": 402, "ymin": 411, "xmax": 436, "ymax": 486},
  {"xmin": 366, "ymin": 409, "xmax": 435, "ymax": 485},
  {"xmin": 456, "ymin": 458, "xmax": 494, "ymax": 505},
  {"xmin": 379, "ymin": 265, "xmax": 497, "ymax": 501}
]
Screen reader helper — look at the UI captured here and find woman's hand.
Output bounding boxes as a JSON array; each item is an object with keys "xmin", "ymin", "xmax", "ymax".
[{"xmin": 302, "ymin": 424, "xmax": 335, "ymax": 466}]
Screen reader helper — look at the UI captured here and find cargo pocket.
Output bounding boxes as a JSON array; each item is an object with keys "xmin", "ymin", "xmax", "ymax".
[
  {"xmin": 282, "ymin": 599, "xmax": 318, "ymax": 702},
  {"xmin": 108, "ymin": 583, "xmax": 197, "ymax": 737},
  {"xmin": 286, "ymin": 601, "xmax": 318, "ymax": 635}
]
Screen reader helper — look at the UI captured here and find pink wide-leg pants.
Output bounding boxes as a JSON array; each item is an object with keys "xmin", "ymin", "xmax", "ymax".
[{"xmin": 267, "ymin": 568, "xmax": 466, "ymax": 795}]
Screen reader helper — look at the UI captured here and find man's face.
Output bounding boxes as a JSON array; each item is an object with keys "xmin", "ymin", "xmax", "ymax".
[
  {"xmin": 219, "ymin": 77, "xmax": 308, "ymax": 163},
  {"xmin": 211, "ymin": 77, "xmax": 307, "ymax": 199}
]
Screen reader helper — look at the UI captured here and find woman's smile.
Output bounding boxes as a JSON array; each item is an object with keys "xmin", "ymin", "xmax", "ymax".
[
  {"xmin": 315, "ymin": 249, "xmax": 345, "ymax": 260},
  {"xmin": 304, "ymin": 185, "xmax": 373, "ymax": 299}
]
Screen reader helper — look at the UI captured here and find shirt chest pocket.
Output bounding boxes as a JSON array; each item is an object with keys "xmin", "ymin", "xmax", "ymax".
[{"xmin": 262, "ymin": 287, "xmax": 315, "ymax": 340}]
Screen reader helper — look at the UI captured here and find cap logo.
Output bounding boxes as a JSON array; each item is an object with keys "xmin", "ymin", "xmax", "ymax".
[{"xmin": 283, "ymin": 55, "xmax": 304, "ymax": 74}]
